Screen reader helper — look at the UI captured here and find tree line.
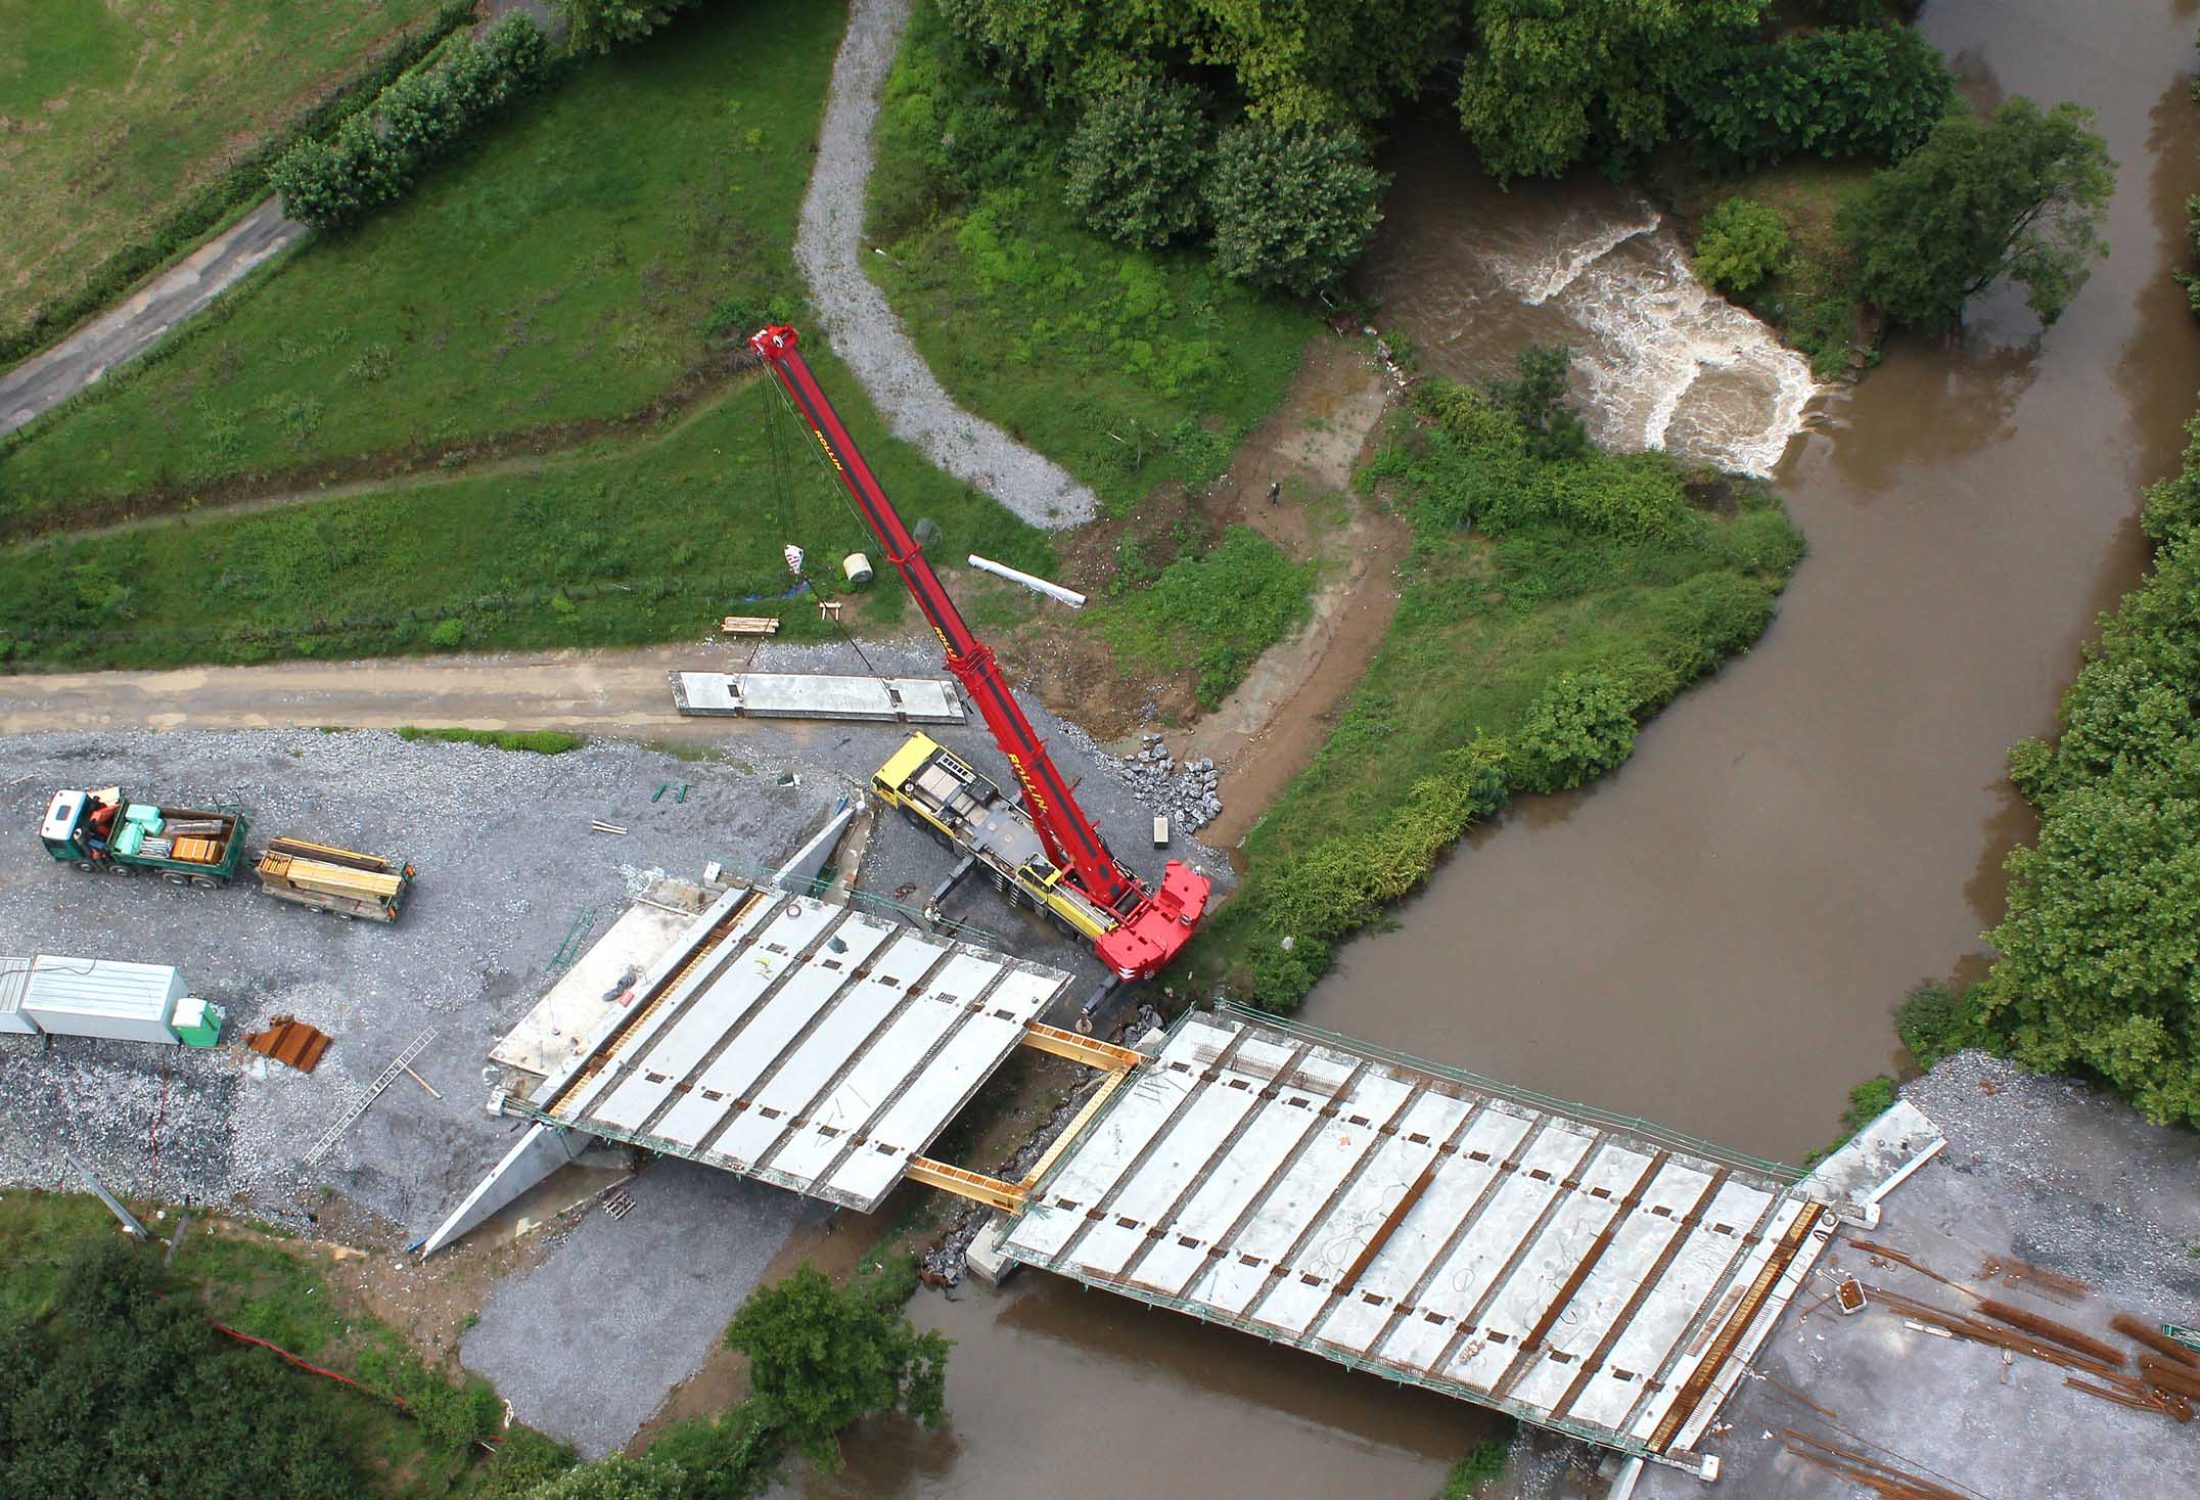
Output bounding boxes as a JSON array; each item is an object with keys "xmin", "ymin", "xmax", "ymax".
[{"xmin": 926, "ymin": 0, "xmax": 2113, "ymax": 337}]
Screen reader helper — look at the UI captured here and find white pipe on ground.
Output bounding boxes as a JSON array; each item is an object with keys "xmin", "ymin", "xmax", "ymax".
[{"xmin": 967, "ymin": 553, "xmax": 1086, "ymax": 609}]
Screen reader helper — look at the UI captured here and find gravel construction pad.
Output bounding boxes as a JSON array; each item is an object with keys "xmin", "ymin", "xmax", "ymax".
[
  {"xmin": 0, "ymin": 694, "xmax": 1233, "ymax": 1450},
  {"xmin": 0, "ymin": 703, "xmax": 1229, "ymax": 1216},
  {"xmin": 462, "ymin": 1158, "xmax": 829, "ymax": 1458},
  {"xmin": 0, "ymin": 727, "xmax": 847, "ymax": 1229},
  {"xmin": 796, "ymin": 0, "xmax": 1097, "ymax": 530}
]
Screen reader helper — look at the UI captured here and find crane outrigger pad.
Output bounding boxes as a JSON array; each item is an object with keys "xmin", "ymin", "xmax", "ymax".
[{"xmin": 671, "ymin": 672, "xmax": 966, "ymax": 724}]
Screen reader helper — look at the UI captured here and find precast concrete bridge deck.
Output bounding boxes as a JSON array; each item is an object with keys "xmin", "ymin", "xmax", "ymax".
[
  {"xmin": 432, "ymin": 886, "xmax": 1840, "ymax": 1478},
  {"xmin": 997, "ymin": 1006, "xmax": 1835, "ymax": 1472}
]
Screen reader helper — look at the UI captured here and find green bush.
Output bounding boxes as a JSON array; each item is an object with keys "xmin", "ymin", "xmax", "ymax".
[
  {"xmin": 724, "ymin": 1260, "xmax": 948, "ymax": 1471},
  {"xmin": 1486, "ymin": 344, "xmax": 1589, "ymax": 460},
  {"xmin": 1511, "ymin": 671, "xmax": 1638, "ymax": 793},
  {"xmin": 528, "ymin": 1455, "xmax": 688, "ymax": 1499},
  {"xmin": 1693, "ymin": 200, "xmax": 1792, "ymax": 298},
  {"xmin": 1205, "ymin": 120, "xmax": 1387, "ymax": 295},
  {"xmin": 1441, "ymin": 1430, "xmax": 1515, "ymax": 1498},
  {"xmin": 1974, "ymin": 412, "xmax": 2200, "ymax": 1125},
  {"xmin": 1686, "ymin": 28, "xmax": 1955, "ymax": 172},
  {"xmin": 1245, "ymin": 738, "xmax": 1511, "ymax": 1008},
  {"xmin": 0, "ymin": 1239, "xmax": 364, "ymax": 1495},
  {"xmin": 271, "ymin": 18, "xmax": 551, "ymax": 231},
  {"xmin": 1838, "ymin": 97, "xmax": 2114, "ymax": 330},
  {"xmin": 1896, "ymin": 982, "xmax": 1988, "ymax": 1070},
  {"xmin": 1063, "ymin": 76, "xmax": 1212, "ymax": 249},
  {"xmin": 1841, "ymin": 1075, "xmax": 1898, "ymax": 1134},
  {"xmin": 481, "ymin": 1427, "xmax": 579, "ymax": 1497}
]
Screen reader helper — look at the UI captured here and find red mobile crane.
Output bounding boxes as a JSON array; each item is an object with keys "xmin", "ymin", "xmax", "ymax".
[{"xmin": 751, "ymin": 324, "xmax": 1209, "ymax": 981}]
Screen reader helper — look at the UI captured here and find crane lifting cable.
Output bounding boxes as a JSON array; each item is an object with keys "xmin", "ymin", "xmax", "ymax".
[{"xmin": 748, "ymin": 324, "xmax": 1209, "ymax": 982}]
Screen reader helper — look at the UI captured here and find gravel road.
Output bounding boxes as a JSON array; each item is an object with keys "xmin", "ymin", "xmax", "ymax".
[
  {"xmin": 463, "ymin": 1158, "xmax": 828, "ymax": 1458},
  {"xmin": 797, "ymin": 0, "xmax": 1098, "ymax": 529}
]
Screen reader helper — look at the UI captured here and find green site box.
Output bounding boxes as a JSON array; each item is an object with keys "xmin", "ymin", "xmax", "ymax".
[{"xmin": 171, "ymin": 997, "xmax": 225, "ymax": 1048}]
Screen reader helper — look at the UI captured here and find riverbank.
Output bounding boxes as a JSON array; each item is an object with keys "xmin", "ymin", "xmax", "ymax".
[
  {"xmin": 1300, "ymin": 0, "xmax": 2200, "ymax": 1168},
  {"xmin": 1199, "ymin": 370, "xmax": 1804, "ymax": 1007}
]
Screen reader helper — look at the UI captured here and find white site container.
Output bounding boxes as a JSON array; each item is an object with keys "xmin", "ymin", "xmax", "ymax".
[
  {"xmin": 20, "ymin": 956, "xmax": 185, "ymax": 1044},
  {"xmin": 0, "ymin": 958, "xmax": 37, "ymax": 1035}
]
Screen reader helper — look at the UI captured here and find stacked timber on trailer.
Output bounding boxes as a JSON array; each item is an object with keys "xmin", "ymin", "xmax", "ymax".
[{"xmin": 255, "ymin": 837, "xmax": 415, "ymax": 922}]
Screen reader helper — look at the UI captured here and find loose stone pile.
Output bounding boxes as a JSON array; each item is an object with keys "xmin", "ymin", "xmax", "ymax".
[{"xmin": 1112, "ymin": 735, "xmax": 1223, "ymax": 835}]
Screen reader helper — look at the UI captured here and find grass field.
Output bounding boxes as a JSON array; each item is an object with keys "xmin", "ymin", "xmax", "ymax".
[
  {"xmin": 866, "ymin": 4, "xmax": 1313, "ymax": 514},
  {"xmin": 0, "ymin": 0, "xmax": 449, "ymax": 350},
  {"xmin": 0, "ymin": 351, "xmax": 1047, "ymax": 670},
  {"xmin": 0, "ymin": 0, "xmax": 844, "ymax": 536},
  {"xmin": 0, "ymin": 1191, "xmax": 551, "ymax": 1496}
]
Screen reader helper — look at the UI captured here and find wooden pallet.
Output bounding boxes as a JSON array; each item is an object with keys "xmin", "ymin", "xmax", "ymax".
[{"xmin": 720, "ymin": 615, "xmax": 781, "ymax": 636}]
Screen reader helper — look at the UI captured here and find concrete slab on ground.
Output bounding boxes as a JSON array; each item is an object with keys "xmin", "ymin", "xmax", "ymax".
[
  {"xmin": 460, "ymin": 1158, "xmax": 826, "ymax": 1458},
  {"xmin": 671, "ymin": 671, "xmax": 964, "ymax": 723}
]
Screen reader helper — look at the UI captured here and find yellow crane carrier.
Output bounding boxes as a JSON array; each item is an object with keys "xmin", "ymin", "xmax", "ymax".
[
  {"xmin": 254, "ymin": 837, "xmax": 415, "ymax": 923},
  {"xmin": 874, "ymin": 734, "xmax": 1120, "ymax": 944}
]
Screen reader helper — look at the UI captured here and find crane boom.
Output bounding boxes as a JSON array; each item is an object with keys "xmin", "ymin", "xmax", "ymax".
[{"xmin": 750, "ymin": 325, "xmax": 1207, "ymax": 980}]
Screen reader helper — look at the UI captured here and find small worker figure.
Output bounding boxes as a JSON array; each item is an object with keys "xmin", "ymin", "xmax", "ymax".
[{"xmin": 1267, "ymin": 481, "xmax": 1281, "ymax": 506}]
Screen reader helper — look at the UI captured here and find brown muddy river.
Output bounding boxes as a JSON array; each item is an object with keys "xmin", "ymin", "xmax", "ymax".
[{"xmin": 826, "ymin": 3, "xmax": 2200, "ymax": 1493}]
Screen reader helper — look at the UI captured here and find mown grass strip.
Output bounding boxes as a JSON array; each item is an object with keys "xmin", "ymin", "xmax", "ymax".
[
  {"xmin": 1, "ymin": 0, "xmax": 460, "ymax": 361},
  {"xmin": 1, "ymin": 0, "xmax": 843, "ymax": 534}
]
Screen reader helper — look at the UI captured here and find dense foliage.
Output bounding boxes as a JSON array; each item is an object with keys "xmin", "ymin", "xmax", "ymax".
[
  {"xmin": 1062, "ymin": 76, "xmax": 1212, "ymax": 249},
  {"xmin": 1205, "ymin": 120, "xmax": 1390, "ymax": 293},
  {"xmin": 270, "ymin": 17, "xmax": 550, "ymax": 230},
  {"xmin": 1839, "ymin": 97, "xmax": 2115, "ymax": 329},
  {"xmin": 1692, "ymin": 199, "xmax": 1792, "ymax": 297},
  {"xmin": 1976, "ymin": 415, "xmax": 2200, "ymax": 1125},
  {"xmin": 1456, "ymin": 0, "xmax": 1764, "ymax": 179},
  {"xmin": 557, "ymin": 0, "xmax": 693, "ymax": 53},
  {"xmin": 933, "ymin": 0, "xmax": 1956, "ymax": 296},
  {"xmin": 936, "ymin": 0, "xmax": 1457, "ymax": 125},
  {"xmin": 1684, "ymin": 26, "xmax": 1953, "ymax": 173},
  {"xmin": 726, "ymin": 1261, "xmax": 948, "ymax": 1471},
  {"xmin": 0, "ymin": 1239, "xmax": 362, "ymax": 1495}
]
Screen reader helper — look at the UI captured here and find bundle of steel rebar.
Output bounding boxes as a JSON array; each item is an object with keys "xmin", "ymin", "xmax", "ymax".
[
  {"xmin": 1973, "ymin": 1298, "xmax": 2125, "ymax": 1366},
  {"xmin": 1779, "ymin": 1429, "xmax": 1975, "ymax": 1500},
  {"xmin": 2114, "ymin": 1312, "xmax": 2200, "ymax": 1368}
]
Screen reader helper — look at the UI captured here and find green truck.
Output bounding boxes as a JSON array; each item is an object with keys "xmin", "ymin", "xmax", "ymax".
[{"xmin": 40, "ymin": 787, "xmax": 252, "ymax": 887}]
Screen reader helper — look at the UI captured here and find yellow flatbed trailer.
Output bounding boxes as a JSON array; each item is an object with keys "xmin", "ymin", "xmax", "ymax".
[
  {"xmin": 872, "ymin": 734, "xmax": 1118, "ymax": 943},
  {"xmin": 255, "ymin": 837, "xmax": 415, "ymax": 923}
]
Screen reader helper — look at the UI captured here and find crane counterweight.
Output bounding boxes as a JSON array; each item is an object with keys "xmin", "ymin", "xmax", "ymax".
[{"xmin": 750, "ymin": 323, "xmax": 1209, "ymax": 980}]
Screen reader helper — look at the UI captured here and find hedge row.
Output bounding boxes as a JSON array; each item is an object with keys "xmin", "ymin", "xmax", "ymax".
[
  {"xmin": 269, "ymin": 17, "xmax": 552, "ymax": 232},
  {"xmin": 0, "ymin": 0, "xmax": 477, "ymax": 368}
]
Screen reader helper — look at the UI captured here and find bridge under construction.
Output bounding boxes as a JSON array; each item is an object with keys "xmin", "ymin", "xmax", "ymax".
[{"xmin": 430, "ymin": 882, "xmax": 1877, "ymax": 1480}]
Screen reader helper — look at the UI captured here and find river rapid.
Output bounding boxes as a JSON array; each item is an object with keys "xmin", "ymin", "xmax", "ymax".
[{"xmin": 822, "ymin": 3, "xmax": 2200, "ymax": 1494}]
